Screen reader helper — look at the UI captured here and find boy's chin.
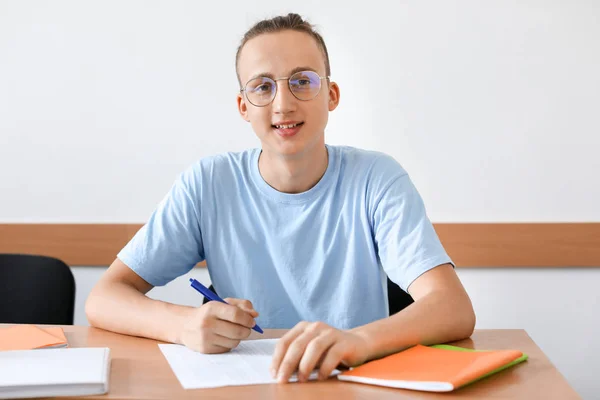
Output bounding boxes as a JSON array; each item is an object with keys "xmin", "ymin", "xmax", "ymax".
[{"xmin": 264, "ymin": 141, "xmax": 309, "ymax": 158}]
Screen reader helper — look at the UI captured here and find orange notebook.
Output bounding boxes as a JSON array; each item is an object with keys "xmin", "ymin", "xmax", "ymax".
[
  {"xmin": 337, "ymin": 344, "xmax": 528, "ymax": 392},
  {"xmin": 0, "ymin": 325, "xmax": 68, "ymax": 351}
]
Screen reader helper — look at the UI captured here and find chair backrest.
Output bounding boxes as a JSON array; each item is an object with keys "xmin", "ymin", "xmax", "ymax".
[
  {"xmin": 386, "ymin": 278, "xmax": 414, "ymax": 315},
  {"xmin": 0, "ymin": 254, "xmax": 76, "ymax": 324},
  {"xmin": 203, "ymin": 277, "xmax": 414, "ymax": 317}
]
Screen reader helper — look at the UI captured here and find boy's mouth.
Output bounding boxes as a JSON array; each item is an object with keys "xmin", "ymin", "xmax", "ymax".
[
  {"xmin": 272, "ymin": 121, "xmax": 304, "ymax": 137},
  {"xmin": 271, "ymin": 122, "xmax": 304, "ymax": 129}
]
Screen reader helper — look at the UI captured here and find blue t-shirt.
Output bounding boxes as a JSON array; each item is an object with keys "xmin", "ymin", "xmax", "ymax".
[{"xmin": 118, "ymin": 145, "xmax": 452, "ymax": 329}]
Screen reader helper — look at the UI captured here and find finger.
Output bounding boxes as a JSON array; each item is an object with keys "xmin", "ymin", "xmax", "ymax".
[
  {"xmin": 298, "ymin": 330, "xmax": 337, "ymax": 381},
  {"xmin": 210, "ymin": 318, "xmax": 252, "ymax": 340},
  {"xmin": 224, "ymin": 298, "xmax": 259, "ymax": 317},
  {"xmin": 276, "ymin": 328, "xmax": 322, "ymax": 383},
  {"xmin": 270, "ymin": 321, "xmax": 309, "ymax": 378},
  {"xmin": 240, "ymin": 307, "xmax": 259, "ymax": 318},
  {"xmin": 211, "ymin": 333, "xmax": 242, "ymax": 350},
  {"xmin": 196, "ymin": 343, "xmax": 231, "ymax": 354},
  {"xmin": 186, "ymin": 333, "xmax": 231, "ymax": 354},
  {"xmin": 318, "ymin": 342, "xmax": 346, "ymax": 380},
  {"xmin": 208, "ymin": 301, "xmax": 256, "ymax": 329}
]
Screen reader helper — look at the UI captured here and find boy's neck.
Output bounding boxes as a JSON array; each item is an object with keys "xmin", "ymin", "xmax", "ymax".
[{"xmin": 258, "ymin": 144, "xmax": 328, "ymax": 194}]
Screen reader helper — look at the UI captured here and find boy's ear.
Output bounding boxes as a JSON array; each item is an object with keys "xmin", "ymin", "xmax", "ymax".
[
  {"xmin": 328, "ymin": 81, "xmax": 340, "ymax": 111},
  {"xmin": 237, "ymin": 93, "xmax": 250, "ymax": 122}
]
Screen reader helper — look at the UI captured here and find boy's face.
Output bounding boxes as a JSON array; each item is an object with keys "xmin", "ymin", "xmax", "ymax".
[{"xmin": 237, "ymin": 30, "xmax": 340, "ymax": 159}]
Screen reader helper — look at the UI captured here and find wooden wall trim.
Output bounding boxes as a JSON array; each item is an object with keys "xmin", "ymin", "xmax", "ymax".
[{"xmin": 0, "ymin": 223, "xmax": 599, "ymax": 267}]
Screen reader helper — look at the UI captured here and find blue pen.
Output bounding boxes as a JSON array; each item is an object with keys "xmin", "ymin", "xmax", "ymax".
[{"xmin": 189, "ymin": 278, "xmax": 263, "ymax": 334}]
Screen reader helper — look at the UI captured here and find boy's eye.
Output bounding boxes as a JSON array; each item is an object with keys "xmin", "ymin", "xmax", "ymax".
[
  {"xmin": 290, "ymin": 78, "xmax": 313, "ymax": 91},
  {"xmin": 252, "ymin": 82, "xmax": 273, "ymax": 93}
]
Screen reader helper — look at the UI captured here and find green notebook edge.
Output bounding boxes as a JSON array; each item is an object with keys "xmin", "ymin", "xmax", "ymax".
[{"xmin": 430, "ymin": 344, "xmax": 528, "ymax": 389}]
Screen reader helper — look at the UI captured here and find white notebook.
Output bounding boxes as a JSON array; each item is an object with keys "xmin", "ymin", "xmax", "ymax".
[{"xmin": 0, "ymin": 347, "xmax": 111, "ymax": 399}]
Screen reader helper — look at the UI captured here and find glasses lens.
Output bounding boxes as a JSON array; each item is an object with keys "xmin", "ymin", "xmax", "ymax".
[
  {"xmin": 289, "ymin": 71, "xmax": 322, "ymax": 100},
  {"xmin": 245, "ymin": 77, "xmax": 276, "ymax": 106}
]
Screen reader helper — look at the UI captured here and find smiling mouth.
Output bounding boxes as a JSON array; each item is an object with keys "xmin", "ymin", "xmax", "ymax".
[{"xmin": 272, "ymin": 122, "xmax": 304, "ymax": 129}]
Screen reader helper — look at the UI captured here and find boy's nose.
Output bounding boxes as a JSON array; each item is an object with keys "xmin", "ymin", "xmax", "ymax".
[{"xmin": 271, "ymin": 80, "xmax": 297, "ymax": 113}]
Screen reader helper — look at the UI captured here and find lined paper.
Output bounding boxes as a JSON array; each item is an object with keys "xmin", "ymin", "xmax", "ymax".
[{"xmin": 159, "ymin": 339, "xmax": 338, "ymax": 389}]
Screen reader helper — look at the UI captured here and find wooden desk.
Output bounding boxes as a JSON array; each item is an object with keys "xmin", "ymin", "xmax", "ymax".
[{"xmin": 47, "ymin": 326, "xmax": 578, "ymax": 400}]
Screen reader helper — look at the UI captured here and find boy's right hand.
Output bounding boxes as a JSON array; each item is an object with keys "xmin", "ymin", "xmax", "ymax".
[{"xmin": 180, "ymin": 298, "xmax": 259, "ymax": 354}]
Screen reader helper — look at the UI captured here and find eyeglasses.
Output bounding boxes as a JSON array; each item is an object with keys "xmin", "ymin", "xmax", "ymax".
[{"xmin": 241, "ymin": 70, "xmax": 329, "ymax": 107}]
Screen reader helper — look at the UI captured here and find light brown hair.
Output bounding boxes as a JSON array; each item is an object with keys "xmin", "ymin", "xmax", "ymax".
[{"xmin": 235, "ymin": 13, "xmax": 331, "ymax": 88}]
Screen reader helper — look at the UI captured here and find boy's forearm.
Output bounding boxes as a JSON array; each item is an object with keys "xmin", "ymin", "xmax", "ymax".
[
  {"xmin": 350, "ymin": 290, "xmax": 476, "ymax": 361},
  {"xmin": 86, "ymin": 282, "xmax": 194, "ymax": 344}
]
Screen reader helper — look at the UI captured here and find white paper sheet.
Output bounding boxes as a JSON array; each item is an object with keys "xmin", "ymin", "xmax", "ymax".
[{"xmin": 159, "ymin": 339, "xmax": 338, "ymax": 389}]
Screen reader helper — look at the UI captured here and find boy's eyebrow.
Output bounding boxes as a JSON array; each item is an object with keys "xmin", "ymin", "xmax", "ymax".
[{"xmin": 248, "ymin": 66, "xmax": 319, "ymax": 81}]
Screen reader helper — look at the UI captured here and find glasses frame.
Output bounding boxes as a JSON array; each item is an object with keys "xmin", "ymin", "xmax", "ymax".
[{"xmin": 240, "ymin": 70, "xmax": 330, "ymax": 107}]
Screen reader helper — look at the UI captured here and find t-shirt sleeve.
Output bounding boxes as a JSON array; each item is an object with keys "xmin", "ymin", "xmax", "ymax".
[
  {"xmin": 117, "ymin": 168, "xmax": 204, "ymax": 287},
  {"xmin": 371, "ymin": 172, "xmax": 453, "ymax": 293}
]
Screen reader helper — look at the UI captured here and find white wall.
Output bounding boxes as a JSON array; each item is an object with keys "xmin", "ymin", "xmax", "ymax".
[
  {"xmin": 1, "ymin": 0, "xmax": 599, "ymax": 221},
  {"xmin": 2, "ymin": 1, "xmax": 599, "ymax": 398}
]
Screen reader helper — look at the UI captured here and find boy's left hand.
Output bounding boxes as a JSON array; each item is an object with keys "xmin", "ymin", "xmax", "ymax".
[{"xmin": 270, "ymin": 321, "xmax": 370, "ymax": 383}]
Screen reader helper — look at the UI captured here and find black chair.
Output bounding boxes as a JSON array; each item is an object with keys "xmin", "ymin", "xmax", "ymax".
[
  {"xmin": 387, "ymin": 278, "xmax": 414, "ymax": 315},
  {"xmin": 0, "ymin": 254, "xmax": 76, "ymax": 325},
  {"xmin": 203, "ymin": 277, "xmax": 413, "ymax": 316}
]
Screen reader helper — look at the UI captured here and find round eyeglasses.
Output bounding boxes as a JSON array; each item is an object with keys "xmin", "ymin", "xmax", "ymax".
[{"xmin": 241, "ymin": 70, "xmax": 329, "ymax": 107}]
